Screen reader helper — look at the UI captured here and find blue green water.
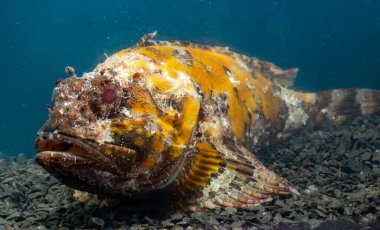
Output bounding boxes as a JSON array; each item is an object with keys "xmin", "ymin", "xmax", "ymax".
[{"xmin": 1, "ymin": 0, "xmax": 379, "ymax": 158}]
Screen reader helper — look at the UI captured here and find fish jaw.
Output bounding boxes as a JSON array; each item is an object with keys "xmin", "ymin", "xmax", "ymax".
[
  {"xmin": 35, "ymin": 132, "xmax": 138, "ymax": 195},
  {"xmin": 35, "ymin": 131, "xmax": 186, "ymax": 196}
]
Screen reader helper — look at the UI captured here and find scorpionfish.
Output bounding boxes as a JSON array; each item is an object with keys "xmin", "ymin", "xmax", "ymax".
[{"xmin": 35, "ymin": 32, "xmax": 380, "ymax": 210}]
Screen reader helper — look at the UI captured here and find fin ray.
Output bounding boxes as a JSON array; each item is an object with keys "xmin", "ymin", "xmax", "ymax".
[{"xmin": 186, "ymin": 143, "xmax": 299, "ymax": 210}]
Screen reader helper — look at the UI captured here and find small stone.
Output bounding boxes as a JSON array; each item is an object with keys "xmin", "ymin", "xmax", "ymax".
[
  {"xmin": 303, "ymin": 185, "xmax": 318, "ymax": 195},
  {"xmin": 173, "ymin": 225, "xmax": 184, "ymax": 230},
  {"xmin": 343, "ymin": 159, "xmax": 362, "ymax": 173},
  {"xmin": 361, "ymin": 217, "xmax": 369, "ymax": 225},
  {"xmin": 161, "ymin": 219, "xmax": 174, "ymax": 227},
  {"xmin": 299, "ymin": 151, "xmax": 307, "ymax": 158},
  {"xmin": 0, "ymin": 217, "xmax": 6, "ymax": 225},
  {"xmin": 307, "ymin": 147, "xmax": 317, "ymax": 156},
  {"xmin": 224, "ymin": 207, "xmax": 237, "ymax": 215},
  {"xmin": 90, "ymin": 217, "xmax": 104, "ymax": 227},
  {"xmin": 373, "ymin": 150, "xmax": 380, "ymax": 162},
  {"xmin": 344, "ymin": 207, "xmax": 353, "ymax": 215},
  {"xmin": 333, "ymin": 189, "xmax": 342, "ymax": 198},
  {"xmin": 289, "ymin": 222, "xmax": 311, "ymax": 230},
  {"xmin": 0, "ymin": 159, "xmax": 6, "ymax": 169},
  {"xmin": 6, "ymin": 211, "xmax": 21, "ymax": 221},
  {"xmin": 314, "ymin": 209, "xmax": 327, "ymax": 217},
  {"xmin": 230, "ymin": 220, "xmax": 245, "ymax": 228},
  {"xmin": 203, "ymin": 215, "xmax": 219, "ymax": 226},
  {"xmin": 190, "ymin": 212, "xmax": 203, "ymax": 221},
  {"xmin": 315, "ymin": 219, "xmax": 361, "ymax": 230},
  {"xmin": 177, "ymin": 217, "xmax": 190, "ymax": 225},
  {"xmin": 13, "ymin": 182, "xmax": 27, "ymax": 193},
  {"xmin": 3, "ymin": 178, "xmax": 12, "ymax": 184},
  {"xmin": 130, "ymin": 225, "xmax": 146, "ymax": 230},
  {"xmin": 15, "ymin": 153, "xmax": 27, "ymax": 164},
  {"xmin": 259, "ymin": 212, "xmax": 272, "ymax": 223},
  {"xmin": 344, "ymin": 150, "xmax": 358, "ymax": 158},
  {"xmin": 329, "ymin": 199, "xmax": 343, "ymax": 209},
  {"xmin": 372, "ymin": 167, "xmax": 380, "ymax": 177},
  {"xmin": 273, "ymin": 214, "xmax": 282, "ymax": 221},
  {"xmin": 337, "ymin": 135, "xmax": 351, "ymax": 154},
  {"xmin": 361, "ymin": 152, "xmax": 372, "ymax": 161},
  {"xmin": 28, "ymin": 192, "xmax": 43, "ymax": 199},
  {"xmin": 143, "ymin": 216, "xmax": 154, "ymax": 224},
  {"xmin": 170, "ymin": 212, "xmax": 183, "ymax": 221}
]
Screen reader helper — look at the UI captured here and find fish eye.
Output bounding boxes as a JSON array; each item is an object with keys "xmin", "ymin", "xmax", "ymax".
[{"xmin": 101, "ymin": 89, "xmax": 117, "ymax": 103}]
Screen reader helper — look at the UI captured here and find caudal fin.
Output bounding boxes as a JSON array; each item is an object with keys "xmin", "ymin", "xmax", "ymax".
[{"xmin": 306, "ymin": 88, "xmax": 380, "ymax": 125}]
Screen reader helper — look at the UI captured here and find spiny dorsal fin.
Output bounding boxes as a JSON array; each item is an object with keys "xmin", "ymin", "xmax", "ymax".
[
  {"xmin": 239, "ymin": 55, "xmax": 298, "ymax": 88},
  {"xmin": 134, "ymin": 32, "xmax": 298, "ymax": 88},
  {"xmin": 134, "ymin": 31, "xmax": 157, "ymax": 48},
  {"xmin": 270, "ymin": 67, "xmax": 298, "ymax": 88}
]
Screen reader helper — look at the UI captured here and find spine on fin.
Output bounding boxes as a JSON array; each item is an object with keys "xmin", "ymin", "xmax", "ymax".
[{"xmin": 305, "ymin": 88, "xmax": 380, "ymax": 125}]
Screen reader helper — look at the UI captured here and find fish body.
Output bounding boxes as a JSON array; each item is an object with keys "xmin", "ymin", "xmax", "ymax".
[{"xmin": 35, "ymin": 32, "xmax": 380, "ymax": 210}]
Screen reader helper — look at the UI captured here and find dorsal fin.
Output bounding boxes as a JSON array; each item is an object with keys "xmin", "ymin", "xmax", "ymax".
[
  {"xmin": 134, "ymin": 31, "xmax": 158, "ymax": 48},
  {"xmin": 234, "ymin": 54, "xmax": 298, "ymax": 88},
  {"xmin": 134, "ymin": 32, "xmax": 298, "ymax": 88},
  {"xmin": 266, "ymin": 66, "xmax": 298, "ymax": 88}
]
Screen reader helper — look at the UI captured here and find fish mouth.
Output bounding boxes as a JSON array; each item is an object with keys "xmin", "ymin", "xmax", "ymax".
[
  {"xmin": 35, "ymin": 132, "xmax": 125, "ymax": 175},
  {"xmin": 35, "ymin": 132, "xmax": 187, "ymax": 196}
]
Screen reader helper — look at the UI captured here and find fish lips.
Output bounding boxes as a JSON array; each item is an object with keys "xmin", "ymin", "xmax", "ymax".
[{"xmin": 35, "ymin": 132, "xmax": 130, "ymax": 193}]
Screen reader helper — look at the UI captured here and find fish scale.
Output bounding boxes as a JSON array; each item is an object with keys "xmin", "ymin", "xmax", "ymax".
[{"xmin": 35, "ymin": 32, "xmax": 380, "ymax": 211}]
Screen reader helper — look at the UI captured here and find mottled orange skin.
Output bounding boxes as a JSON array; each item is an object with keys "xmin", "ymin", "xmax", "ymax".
[{"xmin": 35, "ymin": 33, "xmax": 380, "ymax": 211}]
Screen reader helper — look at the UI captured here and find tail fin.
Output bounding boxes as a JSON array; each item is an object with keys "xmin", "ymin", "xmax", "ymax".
[{"xmin": 303, "ymin": 88, "xmax": 380, "ymax": 125}]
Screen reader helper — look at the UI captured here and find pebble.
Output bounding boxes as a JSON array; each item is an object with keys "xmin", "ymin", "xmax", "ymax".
[
  {"xmin": 273, "ymin": 214, "xmax": 282, "ymax": 221},
  {"xmin": 373, "ymin": 150, "xmax": 380, "ymax": 162},
  {"xmin": 173, "ymin": 225, "xmax": 184, "ymax": 230},
  {"xmin": 303, "ymin": 185, "xmax": 318, "ymax": 195},
  {"xmin": 90, "ymin": 217, "xmax": 105, "ymax": 227},
  {"xmin": 0, "ymin": 159, "xmax": 6, "ymax": 169},
  {"xmin": 230, "ymin": 220, "xmax": 245, "ymax": 228},
  {"xmin": 0, "ymin": 217, "xmax": 6, "ymax": 225},
  {"xmin": 170, "ymin": 212, "xmax": 183, "ymax": 221},
  {"xmin": 333, "ymin": 189, "xmax": 342, "ymax": 198},
  {"xmin": 372, "ymin": 167, "xmax": 380, "ymax": 177},
  {"xmin": 328, "ymin": 199, "xmax": 343, "ymax": 209},
  {"xmin": 259, "ymin": 213, "xmax": 272, "ymax": 223},
  {"xmin": 15, "ymin": 153, "xmax": 27, "ymax": 165},
  {"xmin": 224, "ymin": 207, "xmax": 237, "ymax": 215},
  {"xmin": 161, "ymin": 219, "xmax": 174, "ymax": 227},
  {"xmin": 361, "ymin": 151, "xmax": 372, "ymax": 161},
  {"xmin": 177, "ymin": 217, "xmax": 190, "ymax": 225},
  {"xmin": 344, "ymin": 159, "xmax": 362, "ymax": 173},
  {"xmin": 344, "ymin": 207, "xmax": 353, "ymax": 215}
]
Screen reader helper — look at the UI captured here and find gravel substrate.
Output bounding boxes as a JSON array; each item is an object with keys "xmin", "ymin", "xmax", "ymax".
[{"xmin": 1, "ymin": 116, "xmax": 380, "ymax": 229}]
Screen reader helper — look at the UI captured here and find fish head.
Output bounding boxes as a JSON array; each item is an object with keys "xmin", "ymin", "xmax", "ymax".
[{"xmin": 35, "ymin": 63, "xmax": 200, "ymax": 196}]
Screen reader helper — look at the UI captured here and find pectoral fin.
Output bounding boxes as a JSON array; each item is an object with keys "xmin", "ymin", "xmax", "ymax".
[{"xmin": 180, "ymin": 142, "xmax": 298, "ymax": 210}]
